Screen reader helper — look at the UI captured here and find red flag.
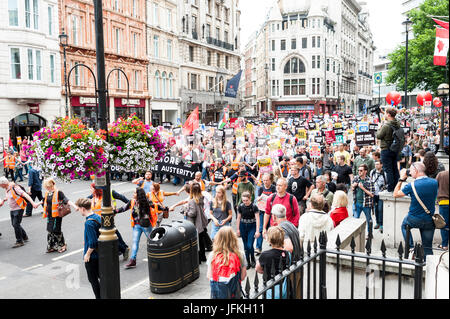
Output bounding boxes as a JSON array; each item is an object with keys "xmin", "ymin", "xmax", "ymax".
[
  {"xmin": 433, "ymin": 18, "xmax": 449, "ymax": 30},
  {"xmin": 182, "ymin": 106, "xmax": 199, "ymax": 135},
  {"xmin": 434, "ymin": 27, "xmax": 449, "ymax": 66}
]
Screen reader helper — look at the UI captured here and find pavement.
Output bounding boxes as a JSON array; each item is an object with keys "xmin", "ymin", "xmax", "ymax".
[{"xmin": 0, "ymin": 175, "xmax": 405, "ymax": 299}]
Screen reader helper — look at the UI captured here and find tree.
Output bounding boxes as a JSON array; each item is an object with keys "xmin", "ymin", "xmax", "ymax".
[{"xmin": 386, "ymin": 0, "xmax": 449, "ymax": 95}]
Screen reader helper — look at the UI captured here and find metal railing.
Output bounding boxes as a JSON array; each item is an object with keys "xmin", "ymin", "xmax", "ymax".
[{"xmin": 244, "ymin": 231, "xmax": 427, "ymax": 299}]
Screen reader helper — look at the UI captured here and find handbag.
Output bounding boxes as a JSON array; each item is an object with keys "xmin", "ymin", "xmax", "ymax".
[
  {"xmin": 57, "ymin": 201, "xmax": 72, "ymax": 218},
  {"xmin": 152, "ymin": 191, "xmax": 169, "ymax": 219},
  {"xmin": 411, "ymin": 181, "xmax": 446, "ymax": 229}
]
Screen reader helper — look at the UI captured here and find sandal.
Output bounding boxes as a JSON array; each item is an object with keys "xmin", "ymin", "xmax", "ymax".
[
  {"xmin": 58, "ymin": 245, "xmax": 67, "ymax": 253},
  {"xmin": 46, "ymin": 248, "xmax": 56, "ymax": 253}
]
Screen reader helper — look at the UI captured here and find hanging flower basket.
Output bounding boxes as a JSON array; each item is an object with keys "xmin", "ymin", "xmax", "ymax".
[
  {"xmin": 107, "ymin": 115, "xmax": 166, "ymax": 173},
  {"xmin": 26, "ymin": 118, "xmax": 111, "ymax": 182}
]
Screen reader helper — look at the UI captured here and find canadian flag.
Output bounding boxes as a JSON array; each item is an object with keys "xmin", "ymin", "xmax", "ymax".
[
  {"xmin": 434, "ymin": 27, "xmax": 449, "ymax": 66},
  {"xmin": 182, "ymin": 106, "xmax": 199, "ymax": 135}
]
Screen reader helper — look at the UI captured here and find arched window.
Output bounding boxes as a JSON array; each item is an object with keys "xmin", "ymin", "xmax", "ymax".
[
  {"xmin": 283, "ymin": 57, "xmax": 305, "ymax": 74},
  {"xmin": 154, "ymin": 71, "xmax": 160, "ymax": 98},
  {"xmin": 161, "ymin": 71, "xmax": 167, "ymax": 98},
  {"xmin": 169, "ymin": 73, "xmax": 174, "ymax": 98}
]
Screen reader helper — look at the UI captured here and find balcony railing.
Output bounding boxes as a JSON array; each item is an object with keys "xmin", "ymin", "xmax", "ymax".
[{"xmin": 206, "ymin": 36, "xmax": 234, "ymax": 51}]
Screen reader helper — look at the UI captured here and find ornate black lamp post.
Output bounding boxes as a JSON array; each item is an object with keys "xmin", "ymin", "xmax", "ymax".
[
  {"xmin": 402, "ymin": 17, "xmax": 413, "ymax": 109},
  {"xmin": 436, "ymin": 83, "xmax": 449, "ymax": 167},
  {"xmin": 59, "ymin": 29, "xmax": 69, "ymax": 116}
]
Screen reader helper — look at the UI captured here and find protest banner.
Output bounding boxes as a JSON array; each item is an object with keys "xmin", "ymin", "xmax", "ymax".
[
  {"xmin": 151, "ymin": 156, "xmax": 200, "ymax": 180},
  {"xmin": 355, "ymin": 131, "xmax": 376, "ymax": 147},
  {"xmin": 309, "ymin": 143, "xmax": 321, "ymax": 158},
  {"xmin": 357, "ymin": 122, "xmax": 369, "ymax": 133},
  {"xmin": 297, "ymin": 129, "xmax": 307, "ymax": 140},
  {"xmin": 325, "ymin": 130, "xmax": 336, "ymax": 144}
]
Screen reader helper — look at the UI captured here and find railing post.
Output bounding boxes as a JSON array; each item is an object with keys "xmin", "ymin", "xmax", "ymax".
[
  {"xmin": 319, "ymin": 232, "xmax": 327, "ymax": 299},
  {"xmin": 413, "ymin": 244, "xmax": 424, "ymax": 299},
  {"xmin": 404, "ymin": 225, "xmax": 411, "ymax": 259}
]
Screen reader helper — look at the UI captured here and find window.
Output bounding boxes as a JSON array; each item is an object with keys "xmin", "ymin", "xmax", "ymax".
[
  {"xmin": 206, "ymin": 24, "xmax": 211, "ymax": 38},
  {"xmin": 271, "ymin": 40, "xmax": 275, "ymax": 51},
  {"xmin": 302, "ymin": 37, "xmax": 307, "ymax": 48},
  {"xmin": 189, "ymin": 46, "xmax": 194, "ymax": 62},
  {"xmin": 25, "ymin": 0, "xmax": 31, "ymax": 28},
  {"xmin": 113, "ymin": 0, "xmax": 119, "ymax": 11},
  {"xmin": 326, "ymin": 80, "xmax": 330, "ymax": 96},
  {"xmin": 74, "ymin": 61, "xmax": 81, "ymax": 86},
  {"xmin": 167, "ymin": 9, "xmax": 172, "ymax": 30},
  {"xmin": 117, "ymin": 68, "xmax": 122, "ymax": 89},
  {"xmin": 333, "ymin": 61, "xmax": 336, "ymax": 73},
  {"xmin": 72, "ymin": 15, "xmax": 79, "ymax": 45},
  {"xmin": 281, "ymin": 39, "xmax": 286, "ymax": 51},
  {"xmin": 312, "ymin": 56, "xmax": 315, "ymax": 69},
  {"xmin": 283, "ymin": 57, "xmax": 305, "ymax": 74},
  {"xmin": 216, "ymin": 4, "xmax": 220, "ymax": 19},
  {"xmin": 35, "ymin": 50, "xmax": 41, "ymax": 80},
  {"xmin": 189, "ymin": 73, "xmax": 198, "ymax": 90},
  {"xmin": 207, "ymin": 51, "xmax": 211, "ymax": 65},
  {"xmin": 167, "ymin": 40, "xmax": 172, "ymax": 60},
  {"xmin": 169, "ymin": 73, "xmax": 174, "ymax": 97},
  {"xmin": 10, "ymin": 48, "xmax": 21, "ymax": 79},
  {"xmin": 327, "ymin": 59, "xmax": 330, "ymax": 71},
  {"xmin": 27, "ymin": 49, "xmax": 34, "ymax": 80},
  {"xmin": 48, "ymin": 5, "xmax": 53, "ymax": 35},
  {"xmin": 217, "ymin": 53, "xmax": 220, "ymax": 67},
  {"xmin": 216, "ymin": 27, "xmax": 220, "ymax": 40},
  {"xmin": 225, "ymin": 56, "xmax": 229, "ymax": 69},
  {"xmin": 161, "ymin": 72, "xmax": 167, "ymax": 98},
  {"xmin": 271, "ymin": 58, "xmax": 275, "ymax": 71},
  {"xmin": 153, "ymin": 35, "xmax": 159, "ymax": 57},
  {"xmin": 291, "ymin": 38, "xmax": 296, "ymax": 50},
  {"xmin": 312, "ymin": 78, "xmax": 316, "ymax": 94},
  {"xmin": 33, "ymin": 0, "xmax": 39, "ymax": 30},
  {"xmin": 9, "ymin": 0, "xmax": 18, "ymax": 26},
  {"xmin": 132, "ymin": 0, "xmax": 138, "ymax": 17},
  {"xmin": 317, "ymin": 36, "xmax": 320, "ymax": 48},
  {"xmin": 133, "ymin": 33, "xmax": 138, "ymax": 57},
  {"xmin": 207, "ymin": 0, "xmax": 212, "ymax": 14},
  {"xmin": 208, "ymin": 76, "xmax": 214, "ymax": 91},
  {"xmin": 317, "ymin": 56, "xmax": 320, "ymax": 69},
  {"xmin": 153, "ymin": 3, "xmax": 159, "ymax": 25},
  {"xmin": 316, "ymin": 78, "xmax": 320, "ymax": 94},
  {"xmin": 50, "ymin": 54, "xmax": 55, "ymax": 83},
  {"xmin": 155, "ymin": 71, "xmax": 160, "ymax": 97},
  {"xmin": 312, "ymin": 36, "xmax": 316, "ymax": 48},
  {"xmin": 115, "ymin": 28, "xmax": 121, "ymax": 53},
  {"xmin": 224, "ymin": 30, "xmax": 228, "ymax": 43}
]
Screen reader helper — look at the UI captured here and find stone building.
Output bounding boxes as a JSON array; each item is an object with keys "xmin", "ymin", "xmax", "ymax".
[
  {"xmin": 0, "ymin": 0, "xmax": 61, "ymax": 148},
  {"xmin": 177, "ymin": 0, "xmax": 242, "ymax": 124}
]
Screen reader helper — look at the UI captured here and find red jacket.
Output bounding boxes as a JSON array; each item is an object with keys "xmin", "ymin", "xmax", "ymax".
[{"xmin": 330, "ymin": 207, "xmax": 348, "ymax": 227}]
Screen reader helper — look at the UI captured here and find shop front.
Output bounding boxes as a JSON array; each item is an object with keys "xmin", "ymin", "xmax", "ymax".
[
  {"xmin": 114, "ymin": 98, "xmax": 145, "ymax": 122},
  {"xmin": 71, "ymin": 96, "xmax": 98, "ymax": 127},
  {"xmin": 274, "ymin": 104, "xmax": 316, "ymax": 119}
]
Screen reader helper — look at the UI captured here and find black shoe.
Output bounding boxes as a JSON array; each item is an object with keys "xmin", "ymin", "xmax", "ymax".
[
  {"xmin": 12, "ymin": 242, "xmax": 24, "ymax": 248},
  {"xmin": 23, "ymin": 237, "xmax": 29, "ymax": 242},
  {"xmin": 23, "ymin": 214, "xmax": 32, "ymax": 217}
]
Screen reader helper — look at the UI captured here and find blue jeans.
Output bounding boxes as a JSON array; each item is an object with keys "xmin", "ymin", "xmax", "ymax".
[
  {"xmin": 374, "ymin": 196, "xmax": 383, "ymax": 227},
  {"xmin": 353, "ymin": 202, "xmax": 373, "ymax": 234},
  {"xmin": 131, "ymin": 224, "xmax": 152, "ymax": 260},
  {"xmin": 440, "ymin": 205, "xmax": 449, "ymax": 248},
  {"xmin": 380, "ymin": 149, "xmax": 399, "ymax": 192},
  {"xmin": 239, "ymin": 222, "xmax": 256, "ymax": 259},
  {"xmin": 256, "ymin": 212, "xmax": 264, "ymax": 250},
  {"xmin": 202, "ymin": 167, "xmax": 208, "ymax": 180},
  {"xmin": 401, "ymin": 215, "xmax": 435, "ymax": 259},
  {"xmin": 210, "ymin": 221, "xmax": 230, "ymax": 241}
]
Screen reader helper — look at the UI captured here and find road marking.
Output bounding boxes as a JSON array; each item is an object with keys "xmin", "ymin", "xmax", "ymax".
[
  {"xmin": 0, "ymin": 277, "xmax": 6, "ymax": 281},
  {"xmin": 121, "ymin": 278, "xmax": 149, "ymax": 295},
  {"xmin": 22, "ymin": 264, "xmax": 43, "ymax": 272},
  {"xmin": 52, "ymin": 248, "xmax": 84, "ymax": 261}
]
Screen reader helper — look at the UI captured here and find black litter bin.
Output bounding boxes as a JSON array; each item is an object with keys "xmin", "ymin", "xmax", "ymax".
[{"xmin": 147, "ymin": 220, "xmax": 199, "ymax": 294}]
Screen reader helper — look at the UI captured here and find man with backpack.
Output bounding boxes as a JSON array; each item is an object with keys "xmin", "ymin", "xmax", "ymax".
[
  {"xmin": 263, "ymin": 178, "xmax": 300, "ymax": 238},
  {"xmin": 370, "ymin": 161, "xmax": 388, "ymax": 233},
  {"xmin": 376, "ymin": 107, "xmax": 404, "ymax": 192}
]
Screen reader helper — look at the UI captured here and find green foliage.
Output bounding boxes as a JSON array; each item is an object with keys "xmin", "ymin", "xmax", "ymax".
[{"xmin": 386, "ymin": 0, "xmax": 449, "ymax": 94}]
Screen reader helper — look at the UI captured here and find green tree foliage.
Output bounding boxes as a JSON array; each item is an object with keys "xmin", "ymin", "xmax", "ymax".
[{"xmin": 386, "ymin": 0, "xmax": 449, "ymax": 94}]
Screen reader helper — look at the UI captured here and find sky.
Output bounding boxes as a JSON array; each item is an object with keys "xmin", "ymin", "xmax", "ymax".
[{"xmin": 239, "ymin": 0, "xmax": 405, "ymax": 57}]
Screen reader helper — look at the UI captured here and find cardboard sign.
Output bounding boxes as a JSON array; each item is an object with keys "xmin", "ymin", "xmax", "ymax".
[
  {"xmin": 235, "ymin": 128, "xmax": 245, "ymax": 138},
  {"xmin": 224, "ymin": 128, "xmax": 234, "ymax": 137},
  {"xmin": 357, "ymin": 122, "xmax": 369, "ymax": 133},
  {"xmin": 297, "ymin": 129, "xmax": 307, "ymax": 140},
  {"xmin": 369, "ymin": 124, "xmax": 378, "ymax": 132},
  {"xmin": 314, "ymin": 135, "xmax": 323, "ymax": 144},
  {"xmin": 355, "ymin": 132, "xmax": 376, "ymax": 146},
  {"xmin": 325, "ymin": 130, "xmax": 336, "ymax": 144},
  {"xmin": 308, "ymin": 122, "xmax": 316, "ymax": 130},
  {"xmin": 336, "ymin": 134, "xmax": 344, "ymax": 144},
  {"xmin": 309, "ymin": 143, "xmax": 321, "ymax": 158},
  {"xmin": 257, "ymin": 156, "xmax": 272, "ymax": 168},
  {"xmin": 417, "ymin": 127, "xmax": 426, "ymax": 136}
]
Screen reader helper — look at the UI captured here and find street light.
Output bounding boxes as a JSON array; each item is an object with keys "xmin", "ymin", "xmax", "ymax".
[
  {"xmin": 436, "ymin": 83, "xmax": 449, "ymax": 166},
  {"xmin": 402, "ymin": 17, "xmax": 413, "ymax": 109},
  {"xmin": 59, "ymin": 29, "xmax": 69, "ymax": 116}
]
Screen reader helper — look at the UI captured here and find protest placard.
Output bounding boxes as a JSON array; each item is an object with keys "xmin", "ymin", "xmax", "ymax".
[{"xmin": 355, "ymin": 131, "xmax": 376, "ymax": 146}]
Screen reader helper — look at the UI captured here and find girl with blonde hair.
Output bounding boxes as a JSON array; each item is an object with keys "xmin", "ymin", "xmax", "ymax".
[
  {"xmin": 207, "ymin": 226, "xmax": 247, "ymax": 299},
  {"xmin": 210, "ymin": 185, "xmax": 233, "ymax": 240}
]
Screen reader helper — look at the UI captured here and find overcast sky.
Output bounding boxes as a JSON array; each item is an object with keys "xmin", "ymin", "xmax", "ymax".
[{"xmin": 239, "ymin": 0, "xmax": 405, "ymax": 57}]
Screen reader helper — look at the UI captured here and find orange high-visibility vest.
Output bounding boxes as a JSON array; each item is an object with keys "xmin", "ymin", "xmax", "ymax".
[
  {"xmin": 10, "ymin": 186, "xmax": 27, "ymax": 210},
  {"xmin": 43, "ymin": 190, "xmax": 59, "ymax": 218},
  {"xmin": 130, "ymin": 199, "xmax": 157, "ymax": 228},
  {"xmin": 194, "ymin": 180, "xmax": 205, "ymax": 191},
  {"xmin": 92, "ymin": 197, "xmax": 102, "ymax": 216},
  {"xmin": 5, "ymin": 155, "xmax": 15, "ymax": 170},
  {"xmin": 232, "ymin": 177, "xmax": 242, "ymax": 195},
  {"xmin": 150, "ymin": 191, "xmax": 165, "ymax": 214}
]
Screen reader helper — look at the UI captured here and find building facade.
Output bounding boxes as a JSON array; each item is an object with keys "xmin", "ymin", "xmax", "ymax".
[
  {"xmin": 59, "ymin": 0, "xmax": 149, "ymax": 126},
  {"xmin": 147, "ymin": 0, "xmax": 180, "ymax": 127},
  {"xmin": 177, "ymin": 0, "xmax": 242, "ymax": 124},
  {"xmin": 1, "ymin": 0, "xmax": 61, "ymax": 147},
  {"xmin": 243, "ymin": 0, "xmax": 374, "ymax": 119}
]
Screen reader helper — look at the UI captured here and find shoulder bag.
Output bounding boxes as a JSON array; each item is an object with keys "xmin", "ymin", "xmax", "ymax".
[
  {"xmin": 411, "ymin": 181, "xmax": 446, "ymax": 229},
  {"xmin": 56, "ymin": 191, "xmax": 71, "ymax": 218}
]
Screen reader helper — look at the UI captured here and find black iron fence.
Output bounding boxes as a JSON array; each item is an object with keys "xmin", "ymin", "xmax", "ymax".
[{"xmin": 243, "ymin": 231, "xmax": 427, "ymax": 299}]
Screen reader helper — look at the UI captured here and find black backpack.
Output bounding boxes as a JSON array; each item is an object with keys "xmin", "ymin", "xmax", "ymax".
[
  {"xmin": 270, "ymin": 193, "xmax": 295, "ymax": 217},
  {"xmin": 389, "ymin": 124, "xmax": 405, "ymax": 154}
]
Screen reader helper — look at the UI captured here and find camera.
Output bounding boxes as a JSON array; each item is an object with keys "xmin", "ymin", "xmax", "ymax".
[{"xmin": 406, "ymin": 169, "xmax": 411, "ymax": 177}]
